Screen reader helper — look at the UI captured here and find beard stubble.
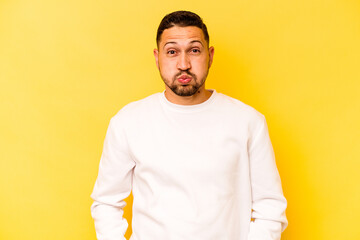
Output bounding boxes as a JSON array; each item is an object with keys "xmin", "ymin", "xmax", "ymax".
[{"xmin": 160, "ymin": 68, "xmax": 209, "ymax": 97}]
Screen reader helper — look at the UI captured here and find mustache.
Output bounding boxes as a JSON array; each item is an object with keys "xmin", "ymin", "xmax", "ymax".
[{"xmin": 174, "ymin": 70, "xmax": 196, "ymax": 79}]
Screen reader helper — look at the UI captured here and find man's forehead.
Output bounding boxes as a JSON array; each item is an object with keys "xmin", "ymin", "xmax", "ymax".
[{"xmin": 160, "ymin": 26, "xmax": 206, "ymax": 47}]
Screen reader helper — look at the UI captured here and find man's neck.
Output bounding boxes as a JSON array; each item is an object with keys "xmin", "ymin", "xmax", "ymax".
[{"xmin": 164, "ymin": 87, "xmax": 213, "ymax": 105}]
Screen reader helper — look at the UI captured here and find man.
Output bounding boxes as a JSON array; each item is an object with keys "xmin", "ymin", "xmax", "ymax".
[{"xmin": 91, "ymin": 10, "xmax": 288, "ymax": 240}]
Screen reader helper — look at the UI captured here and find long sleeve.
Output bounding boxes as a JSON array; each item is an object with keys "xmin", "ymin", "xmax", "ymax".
[
  {"xmin": 90, "ymin": 117, "xmax": 136, "ymax": 240},
  {"xmin": 247, "ymin": 116, "xmax": 288, "ymax": 240}
]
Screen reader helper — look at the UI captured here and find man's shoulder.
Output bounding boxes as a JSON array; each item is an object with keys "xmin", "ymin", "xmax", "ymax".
[
  {"xmin": 112, "ymin": 92, "xmax": 161, "ymax": 121},
  {"xmin": 216, "ymin": 92, "xmax": 265, "ymax": 121}
]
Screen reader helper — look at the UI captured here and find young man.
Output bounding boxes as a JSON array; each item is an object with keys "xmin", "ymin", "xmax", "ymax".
[{"xmin": 91, "ymin": 10, "xmax": 288, "ymax": 240}]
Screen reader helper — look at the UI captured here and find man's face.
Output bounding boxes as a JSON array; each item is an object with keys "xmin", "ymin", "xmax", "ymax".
[{"xmin": 154, "ymin": 26, "xmax": 214, "ymax": 97}]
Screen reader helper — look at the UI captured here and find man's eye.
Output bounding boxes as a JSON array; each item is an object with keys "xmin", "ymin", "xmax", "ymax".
[
  {"xmin": 191, "ymin": 49, "xmax": 200, "ymax": 53},
  {"xmin": 167, "ymin": 50, "xmax": 176, "ymax": 54}
]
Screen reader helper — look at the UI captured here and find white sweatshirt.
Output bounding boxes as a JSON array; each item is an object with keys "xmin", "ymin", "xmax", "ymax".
[{"xmin": 91, "ymin": 90, "xmax": 288, "ymax": 240}]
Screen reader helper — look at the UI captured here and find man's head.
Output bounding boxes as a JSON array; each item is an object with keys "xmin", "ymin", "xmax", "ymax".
[
  {"xmin": 154, "ymin": 11, "xmax": 214, "ymax": 98},
  {"xmin": 156, "ymin": 11, "xmax": 210, "ymax": 48}
]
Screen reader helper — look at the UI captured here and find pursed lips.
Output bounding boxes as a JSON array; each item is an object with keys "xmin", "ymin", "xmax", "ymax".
[{"xmin": 177, "ymin": 74, "xmax": 192, "ymax": 84}]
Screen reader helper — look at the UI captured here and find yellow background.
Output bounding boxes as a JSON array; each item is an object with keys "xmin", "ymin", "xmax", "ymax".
[{"xmin": 1, "ymin": 0, "xmax": 359, "ymax": 239}]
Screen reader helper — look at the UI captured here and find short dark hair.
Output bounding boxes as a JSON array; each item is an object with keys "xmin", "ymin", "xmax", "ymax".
[{"xmin": 156, "ymin": 10, "xmax": 210, "ymax": 47}]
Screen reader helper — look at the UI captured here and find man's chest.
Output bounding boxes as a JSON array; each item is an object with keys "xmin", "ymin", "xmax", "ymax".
[{"xmin": 126, "ymin": 116, "xmax": 249, "ymax": 182}]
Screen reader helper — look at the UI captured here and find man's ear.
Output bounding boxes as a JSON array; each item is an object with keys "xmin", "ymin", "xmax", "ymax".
[
  {"xmin": 153, "ymin": 48, "xmax": 159, "ymax": 70},
  {"xmin": 208, "ymin": 46, "xmax": 214, "ymax": 68}
]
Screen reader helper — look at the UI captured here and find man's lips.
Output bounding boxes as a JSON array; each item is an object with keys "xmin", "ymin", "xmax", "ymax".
[{"xmin": 177, "ymin": 74, "xmax": 192, "ymax": 84}]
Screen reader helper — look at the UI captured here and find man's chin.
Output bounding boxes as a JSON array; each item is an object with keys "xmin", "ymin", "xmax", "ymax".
[{"xmin": 171, "ymin": 85, "xmax": 198, "ymax": 97}]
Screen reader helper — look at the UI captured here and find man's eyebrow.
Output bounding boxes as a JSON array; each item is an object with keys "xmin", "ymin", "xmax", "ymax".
[
  {"xmin": 189, "ymin": 40, "xmax": 204, "ymax": 46},
  {"xmin": 163, "ymin": 41, "xmax": 177, "ymax": 49},
  {"xmin": 162, "ymin": 40, "xmax": 204, "ymax": 49}
]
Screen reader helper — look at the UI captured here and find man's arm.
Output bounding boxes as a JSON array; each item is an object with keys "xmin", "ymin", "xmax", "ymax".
[
  {"xmin": 91, "ymin": 116, "xmax": 136, "ymax": 240},
  {"xmin": 248, "ymin": 116, "xmax": 288, "ymax": 240}
]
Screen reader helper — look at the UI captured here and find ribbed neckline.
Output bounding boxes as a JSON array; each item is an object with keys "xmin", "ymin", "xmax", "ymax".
[{"xmin": 159, "ymin": 89, "xmax": 217, "ymax": 113}]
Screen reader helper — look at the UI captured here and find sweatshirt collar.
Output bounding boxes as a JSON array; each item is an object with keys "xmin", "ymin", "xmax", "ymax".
[{"xmin": 159, "ymin": 89, "xmax": 217, "ymax": 113}]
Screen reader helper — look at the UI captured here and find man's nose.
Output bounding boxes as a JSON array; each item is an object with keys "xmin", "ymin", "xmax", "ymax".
[{"xmin": 176, "ymin": 53, "xmax": 191, "ymax": 70}]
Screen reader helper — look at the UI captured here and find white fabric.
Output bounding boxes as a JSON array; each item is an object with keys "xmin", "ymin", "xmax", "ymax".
[{"xmin": 91, "ymin": 90, "xmax": 288, "ymax": 240}]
